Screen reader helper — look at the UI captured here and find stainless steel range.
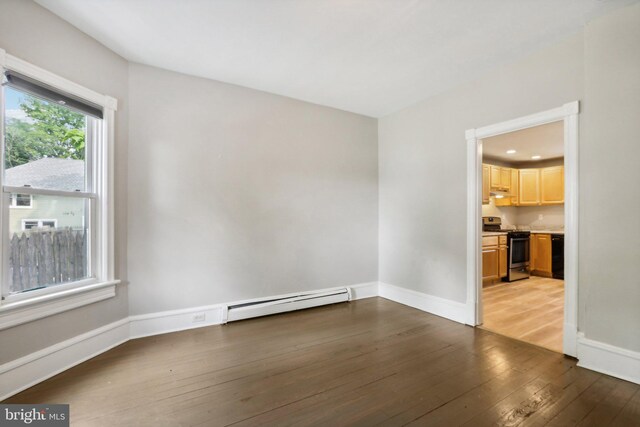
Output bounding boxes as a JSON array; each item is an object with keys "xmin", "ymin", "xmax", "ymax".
[
  {"xmin": 482, "ymin": 217, "xmax": 531, "ymax": 282},
  {"xmin": 506, "ymin": 230, "xmax": 531, "ymax": 281}
]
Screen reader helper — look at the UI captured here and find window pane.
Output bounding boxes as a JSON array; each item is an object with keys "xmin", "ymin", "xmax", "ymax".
[
  {"xmin": 8, "ymin": 195, "xmax": 89, "ymax": 294},
  {"xmin": 23, "ymin": 220, "xmax": 38, "ymax": 230},
  {"xmin": 4, "ymin": 86, "xmax": 87, "ymax": 192},
  {"xmin": 15, "ymin": 193, "xmax": 31, "ymax": 207}
]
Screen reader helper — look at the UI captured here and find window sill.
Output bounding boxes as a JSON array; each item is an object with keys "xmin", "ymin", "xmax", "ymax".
[{"xmin": 0, "ymin": 280, "xmax": 120, "ymax": 331}]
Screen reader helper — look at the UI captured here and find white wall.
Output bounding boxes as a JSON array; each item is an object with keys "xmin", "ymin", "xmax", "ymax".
[
  {"xmin": 127, "ymin": 64, "xmax": 378, "ymax": 315},
  {"xmin": 379, "ymin": 34, "xmax": 583, "ymax": 303},
  {"xmin": 0, "ymin": 0, "xmax": 129, "ymax": 364},
  {"xmin": 515, "ymin": 205, "xmax": 565, "ymax": 229},
  {"xmin": 481, "ymin": 200, "xmax": 565, "ymax": 230},
  {"xmin": 581, "ymin": 3, "xmax": 640, "ymax": 352}
]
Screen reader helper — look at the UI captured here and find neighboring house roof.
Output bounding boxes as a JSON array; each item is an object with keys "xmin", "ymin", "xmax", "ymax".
[{"xmin": 5, "ymin": 158, "xmax": 84, "ymax": 192}]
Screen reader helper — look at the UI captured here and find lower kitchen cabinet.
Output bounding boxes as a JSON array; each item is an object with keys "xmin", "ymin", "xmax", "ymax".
[
  {"xmin": 482, "ymin": 246, "xmax": 499, "ymax": 281},
  {"xmin": 482, "ymin": 235, "xmax": 508, "ymax": 282},
  {"xmin": 499, "ymin": 245, "xmax": 508, "ymax": 278},
  {"xmin": 531, "ymin": 233, "xmax": 552, "ymax": 276}
]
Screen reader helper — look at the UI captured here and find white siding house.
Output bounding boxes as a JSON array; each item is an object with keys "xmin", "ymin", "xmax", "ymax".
[{"xmin": 5, "ymin": 158, "xmax": 85, "ymax": 234}]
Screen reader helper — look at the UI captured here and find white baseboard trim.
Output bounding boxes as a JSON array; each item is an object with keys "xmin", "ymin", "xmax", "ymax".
[
  {"xmin": 577, "ymin": 333, "xmax": 640, "ymax": 385},
  {"xmin": 0, "ymin": 318, "xmax": 129, "ymax": 401},
  {"xmin": 129, "ymin": 282, "xmax": 378, "ymax": 338},
  {"xmin": 378, "ymin": 282, "xmax": 467, "ymax": 324},
  {"xmin": 349, "ymin": 281, "xmax": 379, "ymax": 300},
  {"xmin": 129, "ymin": 305, "xmax": 225, "ymax": 339}
]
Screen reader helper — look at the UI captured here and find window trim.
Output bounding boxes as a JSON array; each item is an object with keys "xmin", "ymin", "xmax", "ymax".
[
  {"xmin": 0, "ymin": 48, "xmax": 119, "ymax": 330},
  {"xmin": 9, "ymin": 193, "xmax": 32, "ymax": 209},
  {"xmin": 21, "ymin": 218, "xmax": 57, "ymax": 231}
]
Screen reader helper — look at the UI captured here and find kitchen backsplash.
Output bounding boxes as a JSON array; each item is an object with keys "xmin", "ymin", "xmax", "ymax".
[{"xmin": 482, "ymin": 196, "xmax": 564, "ymax": 230}]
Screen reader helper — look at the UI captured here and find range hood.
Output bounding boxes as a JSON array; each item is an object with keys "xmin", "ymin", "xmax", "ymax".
[{"xmin": 490, "ymin": 189, "xmax": 511, "ymax": 198}]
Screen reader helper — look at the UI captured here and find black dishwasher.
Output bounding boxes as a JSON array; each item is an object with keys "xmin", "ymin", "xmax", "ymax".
[{"xmin": 552, "ymin": 234, "xmax": 564, "ymax": 280}]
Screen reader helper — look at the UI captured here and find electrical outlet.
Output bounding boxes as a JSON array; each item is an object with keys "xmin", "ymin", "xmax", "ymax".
[
  {"xmin": 192, "ymin": 313, "xmax": 205, "ymax": 323},
  {"xmin": 538, "ymin": 214, "xmax": 544, "ymax": 221}
]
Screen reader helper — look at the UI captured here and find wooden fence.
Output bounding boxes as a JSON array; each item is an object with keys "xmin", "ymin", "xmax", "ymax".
[{"xmin": 9, "ymin": 228, "xmax": 87, "ymax": 293}]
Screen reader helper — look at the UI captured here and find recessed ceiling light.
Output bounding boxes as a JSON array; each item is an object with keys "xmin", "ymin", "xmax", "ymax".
[
  {"xmin": 506, "ymin": 149, "xmax": 516, "ymax": 154},
  {"xmin": 531, "ymin": 155, "xmax": 541, "ymax": 160}
]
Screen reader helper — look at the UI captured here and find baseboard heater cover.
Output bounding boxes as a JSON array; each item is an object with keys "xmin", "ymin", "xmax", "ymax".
[{"xmin": 222, "ymin": 288, "xmax": 352, "ymax": 323}]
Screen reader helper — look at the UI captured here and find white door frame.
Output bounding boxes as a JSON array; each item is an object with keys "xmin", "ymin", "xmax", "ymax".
[{"xmin": 465, "ymin": 101, "xmax": 579, "ymax": 357}]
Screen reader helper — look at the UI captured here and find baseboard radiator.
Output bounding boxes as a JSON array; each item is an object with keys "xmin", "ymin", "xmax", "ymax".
[{"xmin": 222, "ymin": 288, "xmax": 352, "ymax": 323}]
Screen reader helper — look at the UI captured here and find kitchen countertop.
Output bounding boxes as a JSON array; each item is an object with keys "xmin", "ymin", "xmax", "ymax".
[
  {"xmin": 482, "ymin": 230, "xmax": 564, "ymax": 236},
  {"xmin": 530, "ymin": 230, "xmax": 564, "ymax": 235}
]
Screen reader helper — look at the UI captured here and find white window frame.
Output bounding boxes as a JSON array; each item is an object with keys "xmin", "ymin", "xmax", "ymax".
[
  {"xmin": 9, "ymin": 193, "xmax": 32, "ymax": 209},
  {"xmin": 0, "ymin": 48, "xmax": 119, "ymax": 330},
  {"xmin": 21, "ymin": 219, "xmax": 57, "ymax": 230}
]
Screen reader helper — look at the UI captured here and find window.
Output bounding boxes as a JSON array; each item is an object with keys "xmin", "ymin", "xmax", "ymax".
[
  {"xmin": 22, "ymin": 219, "xmax": 57, "ymax": 230},
  {"xmin": 9, "ymin": 193, "xmax": 31, "ymax": 208},
  {"xmin": 3, "ymin": 82, "xmax": 94, "ymax": 294},
  {"xmin": 0, "ymin": 49, "xmax": 118, "ymax": 329}
]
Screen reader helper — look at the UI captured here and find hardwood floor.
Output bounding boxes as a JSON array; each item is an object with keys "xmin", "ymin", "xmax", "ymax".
[
  {"xmin": 483, "ymin": 276, "xmax": 564, "ymax": 353},
  {"xmin": 5, "ymin": 298, "xmax": 639, "ymax": 426}
]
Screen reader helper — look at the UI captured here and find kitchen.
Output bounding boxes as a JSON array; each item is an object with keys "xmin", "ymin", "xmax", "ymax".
[{"xmin": 480, "ymin": 121, "xmax": 565, "ymax": 353}]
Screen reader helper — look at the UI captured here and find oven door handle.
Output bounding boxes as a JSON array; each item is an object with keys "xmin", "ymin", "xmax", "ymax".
[{"xmin": 510, "ymin": 238, "xmax": 530, "ymax": 242}]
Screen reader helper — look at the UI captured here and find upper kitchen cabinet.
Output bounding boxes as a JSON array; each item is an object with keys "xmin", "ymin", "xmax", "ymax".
[
  {"xmin": 500, "ymin": 168, "xmax": 511, "ymax": 190},
  {"xmin": 490, "ymin": 165, "xmax": 500, "ymax": 188},
  {"xmin": 483, "ymin": 162, "xmax": 563, "ymax": 206},
  {"xmin": 509, "ymin": 168, "xmax": 519, "ymax": 206},
  {"xmin": 482, "ymin": 164, "xmax": 490, "ymax": 205},
  {"xmin": 490, "ymin": 165, "xmax": 511, "ymax": 192},
  {"xmin": 540, "ymin": 166, "xmax": 564, "ymax": 204},
  {"xmin": 518, "ymin": 169, "xmax": 540, "ymax": 206}
]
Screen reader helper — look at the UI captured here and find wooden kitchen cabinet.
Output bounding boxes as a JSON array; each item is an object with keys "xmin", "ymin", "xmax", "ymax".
[
  {"xmin": 509, "ymin": 168, "xmax": 519, "ymax": 206},
  {"xmin": 499, "ymin": 245, "xmax": 508, "ymax": 278},
  {"xmin": 482, "ymin": 236, "xmax": 499, "ymax": 248},
  {"xmin": 482, "ymin": 164, "xmax": 490, "ymax": 205},
  {"xmin": 495, "ymin": 168, "xmax": 518, "ymax": 207},
  {"xmin": 530, "ymin": 234, "xmax": 536, "ymax": 270},
  {"xmin": 541, "ymin": 166, "xmax": 564, "ymax": 204},
  {"xmin": 484, "ymin": 162, "xmax": 563, "ymax": 206},
  {"xmin": 500, "ymin": 168, "xmax": 511, "ymax": 191},
  {"xmin": 494, "ymin": 167, "xmax": 513, "ymax": 206},
  {"xmin": 482, "ymin": 235, "xmax": 508, "ymax": 281},
  {"xmin": 490, "ymin": 166, "xmax": 501, "ymax": 189},
  {"xmin": 519, "ymin": 169, "xmax": 540, "ymax": 206},
  {"xmin": 531, "ymin": 233, "xmax": 552, "ymax": 276},
  {"xmin": 482, "ymin": 247, "xmax": 499, "ymax": 281},
  {"xmin": 490, "ymin": 165, "xmax": 511, "ymax": 191}
]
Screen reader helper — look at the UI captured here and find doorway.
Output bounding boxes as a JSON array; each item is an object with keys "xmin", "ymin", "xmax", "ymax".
[{"xmin": 465, "ymin": 102, "xmax": 579, "ymax": 357}]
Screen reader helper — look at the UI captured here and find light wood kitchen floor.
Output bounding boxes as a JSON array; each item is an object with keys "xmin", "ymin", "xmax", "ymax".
[
  {"xmin": 482, "ymin": 276, "xmax": 564, "ymax": 353},
  {"xmin": 6, "ymin": 297, "xmax": 640, "ymax": 426}
]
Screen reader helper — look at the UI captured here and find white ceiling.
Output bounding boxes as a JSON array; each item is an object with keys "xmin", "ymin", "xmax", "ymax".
[
  {"xmin": 36, "ymin": 0, "xmax": 637, "ymax": 117},
  {"xmin": 482, "ymin": 121, "xmax": 564, "ymax": 163}
]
